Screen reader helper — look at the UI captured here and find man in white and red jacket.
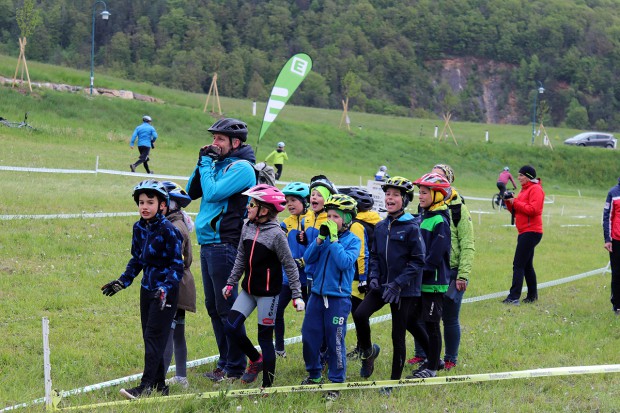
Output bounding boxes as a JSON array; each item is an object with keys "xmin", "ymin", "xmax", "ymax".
[
  {"xmin": 503, "ymin": 165, "xmax": 545, "ymax": 305},
  {"xmin": 603, "ymin": 177, "xmax": 620, "ymax": 314}
]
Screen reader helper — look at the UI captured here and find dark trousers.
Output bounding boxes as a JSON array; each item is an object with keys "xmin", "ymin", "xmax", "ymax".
[
  {"xmin": 353, "ymin": 289, "xmax": 415, "ymax": 380},
  {"xmin": 610, "ymin": 239, "xmax": 620, "ymax": 310},
  {"xmin": 275, "ymin": 284, "xmax": 308, "ymax": 352},
  {"xmin": 139, "ymin": 286, "xmax": 178, "ymax": 387},
  {"xmin": 508, "ymin": 232, "xmax": 543, "ymax": 300},
  {"xmin": 200, "ymin": 243, "xmax": 247, "ymax": 376},
  {"xmin": 133, "ymin": 146, "xmax": 152, "ymax": 173},
  {"xmin": 274, "ymin": 164, "xmax": 283, "ymax": 180}
]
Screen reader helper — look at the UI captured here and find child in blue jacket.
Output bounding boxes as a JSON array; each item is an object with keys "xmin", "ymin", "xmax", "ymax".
[
  {"xmin": 101, "ymin": 180, "xmax": 184, "ymax": 399},
  {"xmin": 301, "ymin": 194, "xmax": 360, "ymax": 401},
  {"xmin": 407, "ymin": 173, "xmax": 452, "ymax": 379}
]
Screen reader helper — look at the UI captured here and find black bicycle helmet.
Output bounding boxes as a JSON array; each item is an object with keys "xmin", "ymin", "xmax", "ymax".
[
  {"xmin": 132, "ymin": 180, "xmax": 169, "ymax": 206},
  {"xmin": 162, "ymin": 181, "xmax": 192, "ymax": 208},
  {"xmin": 339, "ymin": 187, "xmax": 374, "ymax": 211},
  {"xmin": 208, "ymin": 118, "xmax": 248, "ymax": 142},
  {"xmin": 309, "ymin": 175, "xmax": 338, "ymax": 195}
]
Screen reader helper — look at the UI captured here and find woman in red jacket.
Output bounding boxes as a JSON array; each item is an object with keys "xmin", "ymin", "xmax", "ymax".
[{"xmin": 502, "ymin": 165, "xmax": 545, "ymax": 305}]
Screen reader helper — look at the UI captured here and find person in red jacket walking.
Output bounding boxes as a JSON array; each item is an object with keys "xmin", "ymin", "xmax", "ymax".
[{"xmin": 502, "ymin": 165, "xmax": 544, "ymax": 305}]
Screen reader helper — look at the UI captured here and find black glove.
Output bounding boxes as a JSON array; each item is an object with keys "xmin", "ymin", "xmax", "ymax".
[
  {"xmin": 382, "ymin": 282, "xmax": 401, "ymax": 304},
  {"xmin": 199, "ymin": 145, "xmax": 220, "ymax": 162},
  {"xmin": 296, "ymin": 231, "xmax": 307, "ymax": 245},
  {"xmin": 368, "ymin": 278, "xmax": 380, "ymax": 291},
  {"xmin": 155, "ymin": 288, "xmax": 167, "ymax": 311},
  {"xmin": 319, "ymin": 223, "xmax": 330, "ymax": 239},
  {"xmin": 357, "ymin": 280, "xmax": 368, "ymax": 294},
  {"xmin": 101, "ymin": 280, "xmax": 124, "ymax": 296},
  {"xmin": 151, "ymin": 142, "xmax": 155, "ymax": 149}
]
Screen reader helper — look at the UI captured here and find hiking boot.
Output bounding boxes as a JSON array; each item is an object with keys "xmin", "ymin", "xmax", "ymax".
[
  {"xmin": 300, "ymin": 376, "xmax": 324, "ymax": 385},
  {"xmin": 406, "ymin": 356, "xmax": 426, "ymax": 365},
  {"xmin": 203, "ymin": 367, "xmax": 226, "ymax": 382},
  {"xmin": 155, "ymin": 383, "xmax": 170, "ymax": 396},
  {"xmin": 241, "ymin": 356, "xmax": 263, "ymax": 384},
  {"xmin": 444, "ymin": 360, "xmax": 456, "ymax": 371},
  {"xmin": 119, "ymin": 384, "xmax": 150, "ymax": 400},
  {"xmin": 346, "ymin": 347, "xmax": 360, "ymax": 360},
  {"xmin": 360, "ymin": 343, "xmax": 380, "ymax": 378},
  {"xmin": 130, "ymin": 164, "xmax": 136, "ymax": 173},
  {"xmin": 406, "ymin": 368, "xmax": 437, "ymax": 379},
  {"xmin": 324, "ymin": 390, "xmax": 340, "ymax": 401},
  {"xmin": 522, "ymin": 296, "xmax": 538, "ymax": 304},
  {"xmin": 165, "ymin": 376, "xmax": 189, "ymax": 389},
  {"xmin": 275, "ymin": 350, "xmax": 287, "ymax": 358},
  {"xmin": 501, "ymin": 298, "xmax": 520, "ymax": 306}
]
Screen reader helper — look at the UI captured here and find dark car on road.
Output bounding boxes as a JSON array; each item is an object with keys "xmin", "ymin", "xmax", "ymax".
[{"xmin": 564, "ymin": 132, "xmax": 617, "ymax": 148}]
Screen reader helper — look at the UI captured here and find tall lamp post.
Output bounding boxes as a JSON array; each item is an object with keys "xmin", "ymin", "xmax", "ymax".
[
  {"xmin": 530, "ymin": 81, "xmax": 545, "ymax": 145},
  {"xmin": 90, "ymin": 1, "xmax": 111, "ymax": 95}
]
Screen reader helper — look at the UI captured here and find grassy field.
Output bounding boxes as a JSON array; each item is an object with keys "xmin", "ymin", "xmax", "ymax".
[{"xmin": 1, "ymin": 59, "xmax": 620, "ymax": 412}]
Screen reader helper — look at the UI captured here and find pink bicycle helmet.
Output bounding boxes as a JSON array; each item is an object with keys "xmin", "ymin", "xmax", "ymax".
[
  {"xmin": 413, "ymin": 173, "xmax": 451, "ymax": 197},
  {"xmin": 242, "ymin": 184, "xmax": 287, "ymax": 212}
]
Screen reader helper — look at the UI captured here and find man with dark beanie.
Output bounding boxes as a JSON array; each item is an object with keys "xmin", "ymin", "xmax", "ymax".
[{"xmin": 502, "ymin": 165, "xmax": 545, "ymax": 305}]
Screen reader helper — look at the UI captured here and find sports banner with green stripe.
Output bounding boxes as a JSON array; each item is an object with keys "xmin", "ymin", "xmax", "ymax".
[{"xmin": 258, "ymin": 53, "xmax": 312, "ymax": 144}]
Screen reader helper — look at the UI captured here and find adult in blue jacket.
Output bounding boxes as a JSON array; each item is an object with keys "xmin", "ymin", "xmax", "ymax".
[
  {"xmin": 353, "ymin": 176, "xmax": 426, "ymax": 393},
  {"xmin": 130, "ymin": 115, "xmax": 158, "ymax": 174},
  {"xmin": 186, "ymin": 118, "xmax": 256, "ymax": 381}
]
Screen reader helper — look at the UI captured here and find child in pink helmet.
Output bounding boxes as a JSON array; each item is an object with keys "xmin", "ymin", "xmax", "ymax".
[{"xmin": 222, "ymin": 184, "xmax": 305, "ymax": 388}]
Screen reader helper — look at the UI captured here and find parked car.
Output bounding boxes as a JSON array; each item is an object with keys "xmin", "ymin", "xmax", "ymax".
[{"xmin": 564, "ymin": 132, "xmax": 617, "ymax": 148}]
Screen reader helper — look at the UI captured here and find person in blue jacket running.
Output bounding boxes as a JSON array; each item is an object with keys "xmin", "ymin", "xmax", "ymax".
[{"xmin": 130, "ymin": 115, "xmax": 158, "ymax": 174}]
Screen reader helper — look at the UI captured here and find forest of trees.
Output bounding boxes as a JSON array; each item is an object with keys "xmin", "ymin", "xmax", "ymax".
[{"xmin": 1, "ymin": 0, "xmax": 620, "ymax": 130}]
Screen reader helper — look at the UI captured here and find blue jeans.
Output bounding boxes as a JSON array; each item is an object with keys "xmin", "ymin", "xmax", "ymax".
[
  {"xmin": 200, "ymin": 243, "xmax": 246, "ymax": 376},
  {"xmin": 414, "ymin": 269, "xmax": 465, "ymax": 364}
]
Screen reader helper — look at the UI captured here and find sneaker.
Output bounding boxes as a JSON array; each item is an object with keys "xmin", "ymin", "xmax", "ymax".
[
  {"xmin": 379, "ymin": 386, "xmax": 393, "ymax": 397},
  {"xmin": 522, "ymin": 297, "xmax": 538, "ymax": 303},
  {"xmin": 129, "ymin": 164, "xmax": 136, "ymax": 173},
  {"xmin": 155, "ymin": 383, "xmax": 170, "ymax": 396},
  {"xmin": 501, "ymin": 298, "xmax": 520, "ymax": 306},
  {"xmin": 615, "ymin": 309, "xmax": 620, "ymax": 316},
  {"xmin": 324, "ymin": 390, "xmax": 340, "ymax": 401},
  {"xmin": 275, "ymin": 350, "xmax": 287, "ymax": 358},
  {"xmin": 166, "ymin": 376, "xmax": 189, "ymax": 389},
  {"xmin": 346, "ymin": 347, "xmax": 360, "ymax": 360},
  {"xmin": 360, "ymin": 343, "xmax": 380, "ymax": 378},
  {"xmin": 241, "ymin": 356, "xmax": 263, "ymax": 384},
  {"xmin": 406, "ymin": 368, "xmax": 437, "ymax": 379},
  {"xmin": 444, "ymin": 360, "xmax": 456, "ymax": 371},
  {"xmin": 300, "ymin": 376, "xmax": 324, "ymax": 385},
  {"xmin": 406, "ymin": 356, "xmax": 426, "ymax": 365},
  {"xmin": 119, "ymin": 384, "xmax": 150, "ymax": 400},
  {"xmin": 148, "ymin": 170, "xmax": 154, "ymax": 174},
  {"xmin": 203, "ymin": 367, "xmax": 226, "ymax": 382}
]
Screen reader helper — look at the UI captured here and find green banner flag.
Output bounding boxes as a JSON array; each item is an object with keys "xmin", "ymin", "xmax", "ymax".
[{"xmin": 258, "ymin": 53, "xmax": 312, "ymax": 143}]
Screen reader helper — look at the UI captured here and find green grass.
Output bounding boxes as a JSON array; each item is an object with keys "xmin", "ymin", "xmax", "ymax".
[{"xmin": 1, "ymin": 59, "xmax": 619, "ymax": 412}]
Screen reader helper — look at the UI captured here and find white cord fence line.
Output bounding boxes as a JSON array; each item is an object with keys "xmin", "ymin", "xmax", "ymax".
[{"xmin": 0, "ymin": 265, "xmax": 609, "ymax": 413}]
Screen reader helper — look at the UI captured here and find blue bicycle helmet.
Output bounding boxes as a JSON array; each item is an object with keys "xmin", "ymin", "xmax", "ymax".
[
  {"xmin": 132, "ymin": 180, "xmax": 169, "ymax": 206},
  {"xmin": 162, "ymin": 181, "xmax": 192, "ymax": 208}
]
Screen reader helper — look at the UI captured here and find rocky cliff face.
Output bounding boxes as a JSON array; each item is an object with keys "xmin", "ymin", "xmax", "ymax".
[{"xmin": 434, "ymin": 57, "xmax": 520, "ymax": 124}]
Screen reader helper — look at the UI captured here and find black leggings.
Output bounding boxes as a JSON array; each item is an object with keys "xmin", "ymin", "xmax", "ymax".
[
  {"xmin": 224, "ymin": 310, "xmax": 276, "ymax": 387},
  {"xmin": 353, "ymin": 289, "xmax": 417, "ymax": 379},
  {"xmin": 508, "ymin": 231, "xmax": 543, "ymax": 300}
]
